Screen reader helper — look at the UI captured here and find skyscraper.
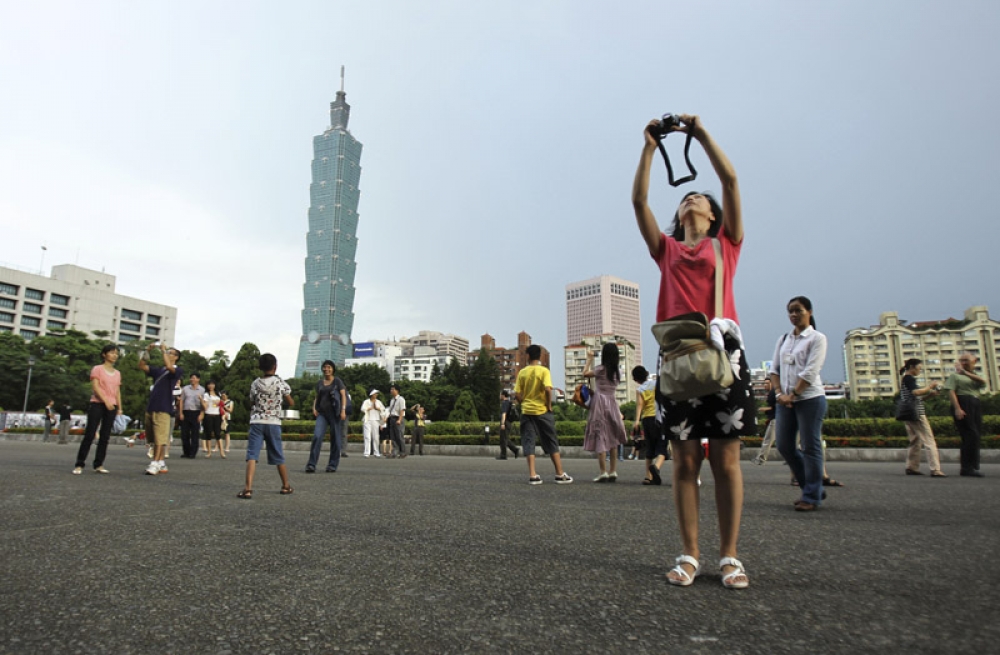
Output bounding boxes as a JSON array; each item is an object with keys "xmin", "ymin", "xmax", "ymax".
[
  {"xmin": 565, "ymin": 275, "xmax": 642, "ymax": 365},
  {"xmin": 295, "ymin": 69, "xmax": 363, "ymax": 376}
]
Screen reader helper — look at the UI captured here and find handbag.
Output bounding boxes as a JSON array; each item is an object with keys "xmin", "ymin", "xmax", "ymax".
[
  {"xmin": 571, "ymin": 383, "xmax": 592, "ymax": 408},
  {"xmin": 651, "ymin": 238, "xmax": 735, "ymax": 402},
  {"xmin": 895, "ymin": 382, "xmax": 919, "ymax": 422}
]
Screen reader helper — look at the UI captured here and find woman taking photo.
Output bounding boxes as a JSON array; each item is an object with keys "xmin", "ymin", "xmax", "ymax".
[
  {"xmin": 632, "ymin": 114, "xmax": 754, "ymax": 589},
  {"xmin": 73, "ymin": 344, "xmax": 123, "ymax": 474},
  {"xmin": 770, "ymin": 296, "xmax": 828, "ymax": 512},
  {"xmin": 899, "ymin": 359, "xmax": 945, "ymax": 477},
  {"xmin": 582, "ymin": 342, "xmax": 628, "ymax": 482}
]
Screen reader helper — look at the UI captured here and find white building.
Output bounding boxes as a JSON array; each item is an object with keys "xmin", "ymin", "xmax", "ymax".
[
  {"xmin": 0, "ymin": 263, "xmax": 176, "ymax": 344},
  {"xmin": 344, "ymin": 343, "xmax": 403, "ymax": 376},
  {"xmin": 393, "ymin": 346, "xmax": 453, "ymax": 383},
  {"xmin": 566, "ymin": 275, "xmax": 642, "ymax": 367}
]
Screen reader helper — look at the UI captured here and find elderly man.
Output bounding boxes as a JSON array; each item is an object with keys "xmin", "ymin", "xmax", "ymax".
[{"xmin": 944, "ymin": 352, "xmax": 988, "ymax": 477}]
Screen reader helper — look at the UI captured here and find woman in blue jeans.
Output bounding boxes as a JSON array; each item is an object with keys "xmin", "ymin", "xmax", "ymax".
[{"xmin": 770, "ymin": 296, "xmax": 828, "ymax": 512}]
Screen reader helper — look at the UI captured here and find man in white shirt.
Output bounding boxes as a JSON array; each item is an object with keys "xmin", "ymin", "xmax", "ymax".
[{"xmin": 387, "ymin": 384, "xmax": 407, "ymax": 458}]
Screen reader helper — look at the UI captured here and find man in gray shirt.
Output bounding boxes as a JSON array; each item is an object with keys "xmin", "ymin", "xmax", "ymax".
[
  {"xmin": 387, "ymin": 384, "xmax": 407, "ymax": 458},
  {"xmin": 179, "ymin": 373, "xmax": 204, "ymax": 458}
]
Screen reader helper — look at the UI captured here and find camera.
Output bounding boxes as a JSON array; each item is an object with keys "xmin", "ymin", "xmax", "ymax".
[{"xmin": 649, "ymin": 113, "xmax": 682, "ymax": 139}]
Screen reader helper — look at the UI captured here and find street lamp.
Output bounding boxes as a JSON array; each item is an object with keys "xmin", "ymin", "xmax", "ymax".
[{"xmin": 20, "ymin": 356, "xmax": 36, "ymax": 430}]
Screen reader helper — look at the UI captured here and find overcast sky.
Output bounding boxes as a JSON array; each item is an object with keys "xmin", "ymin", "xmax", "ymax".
[{"xmin": 2, "ymin": 0, "xmax": 997, "ymax": 386}]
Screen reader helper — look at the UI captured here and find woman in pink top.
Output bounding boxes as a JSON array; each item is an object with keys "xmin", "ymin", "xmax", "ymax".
[
  {"xmin": 632, "ymin": 114, "xmax": 754, "ymax": 590},
  {"xmin": 73, "ymin": 344, "xmax": 123, "ymax": 474}
]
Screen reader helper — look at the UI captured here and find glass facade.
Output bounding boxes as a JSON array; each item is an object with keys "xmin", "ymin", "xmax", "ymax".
[{"xmin": 295, "ymin": 87, "xmax": 363, "ymax": 376}]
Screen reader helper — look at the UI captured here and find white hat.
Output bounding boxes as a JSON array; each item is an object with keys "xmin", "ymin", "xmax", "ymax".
[{"xmin": 369, "ymin": 389, "xmax": 380, "ymax": 396}]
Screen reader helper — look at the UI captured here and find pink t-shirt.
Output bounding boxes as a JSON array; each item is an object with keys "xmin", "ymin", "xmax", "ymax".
[
  {"xmin": 90, "ymin": 365, "xmax": 122, "ymax": 406},
  {"xmin": 652, "ymin": 226, "xmax": 741, "ymax": 323}
]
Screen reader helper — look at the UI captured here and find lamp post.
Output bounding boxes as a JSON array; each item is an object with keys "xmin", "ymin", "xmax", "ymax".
[{"xmin": 20, "ymin": 356, "xmax": 36, "ymax": 430}]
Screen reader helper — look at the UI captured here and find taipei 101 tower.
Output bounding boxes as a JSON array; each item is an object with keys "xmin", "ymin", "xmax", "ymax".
[{"xmin": 295, "ymin": 67, "xmax": 363, "ymax": 376}]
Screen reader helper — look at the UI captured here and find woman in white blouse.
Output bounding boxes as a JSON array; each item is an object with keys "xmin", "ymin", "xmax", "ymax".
[{"xmin": 769, "ymin": 296, "xmax": 828, "ymax": 512}]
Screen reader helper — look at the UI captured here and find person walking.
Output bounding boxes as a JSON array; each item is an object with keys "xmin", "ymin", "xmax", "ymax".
[
  {"xmin": 632, "ymin": 366, "xmax": 667, "ymax": 485},
  {"xmin": 632, "ymin": 113, "xmax": 753, "ymax": 589},
  {"xmin": 361, "ymin": 389, "xmax": 385, "ymax": 458},
  {"xmin": 583, "ymin": 343, "xmax": 628, "ymax": 482},
  {"xmin": 73, "ymin": 344, "xmax": 123, "ymax": 475},
  {"xmin": 496, "ymin": 391, "xmax": 519, "ymax": 459},
  {"xmin": 770, "ymin": 296, "xmax": 828, "ymax": 512},
  {"xmin": 305, "ymin": 360, "xmax": 346, "ymax": 473},
  {"xmin": 944, "ymin": 352, "xmax": 988, "ymax": 477},
  {"xmin": 899, "ymin": 359, "xmax": 946, "ymax": 477},
  {"xmin": 202, "ymin": 380, "xmax": 224, "ymax": 458},
  {"xmin": 179, "ymin": 374, "xmax": 204, "ymax": 458},
  {"xmin": 43, "ymin": 400, "xmax": 55, "ymax": 442}
]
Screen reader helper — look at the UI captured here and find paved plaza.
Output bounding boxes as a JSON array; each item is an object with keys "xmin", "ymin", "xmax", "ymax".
[{"xmin": 1, "ymin": 439, "xmax": 998, "ymax": 654}]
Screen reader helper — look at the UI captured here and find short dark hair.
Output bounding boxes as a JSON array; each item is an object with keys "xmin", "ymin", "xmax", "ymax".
[
  {"xmin": 100, "ymin": 344, "xmax": 118, "ymax": 360},
  {"xmin": 190, "ymin": 373, "xmax": 200, "ymax": 379},
  {"xmin": 526, "ymin": 344, "xmax": 541, "ymax": 360},
  {"xmin": 321, "ymin": 359, "xmax": 336, "ymax": 372},
  {"xmin": 670, "ymin": 191, "xmax": 723, "ymax": 241},
  {"xmin": 390, "ymin": 384, "xmax": 400, "ymax": 393},
  {"xmin": 631, "ymin": 365, "xmax": 649, "ymax": 383},
  {"xmin": 900, "ymin": 358, "xmax": 922, "ymax": 375},
  {"xmin": 501, "ymin": 390, "xmax": 510, "ymax": 398},
  {"xmin": 258, "ymin": 353, "xmax": 277, "ymax": 372}
]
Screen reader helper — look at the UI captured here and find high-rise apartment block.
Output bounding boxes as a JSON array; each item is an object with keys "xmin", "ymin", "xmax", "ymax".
[
  {"xmin": 566, "ymin": 275, "xmax": 642, "ymax": 366},
  {"xmin": 844, "ymin": 305, "xmax": 999, "ymax": 400},
  {"xmin": 564, "ymin": 334, "xmax": 637, "ymax": 407},
  {"xmin": 344, "ymin": 331, "xmax": 470, "ymax": 383},
  {"xmin": 0, "ymin": 264, "xmax": 176, "ymax": 345},
  {"xmin": 475, "ymin": 332, "xmax": 550, "ymax": 392},
  {"xmin": 296, "ymin": 71, "xmax": 363, "ymax": 376}
]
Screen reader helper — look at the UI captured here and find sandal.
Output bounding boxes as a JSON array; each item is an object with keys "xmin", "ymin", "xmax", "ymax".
[
  {"xmin": 822, "ymin": 477, "xmax": 844, "ymax": 487},
  {"xmin": 237, "ymin": 489, "xmax": 253, "ymax": 499},
  {"xmin": 642, "ymin": 478, "xmax": 653, "ymax": 485},
  {"xmin": 720, "ymin": 557, "xmax": 749, "ymax": 589},
  {"xmin": 649, "ymin": 466, "xmax": 662, "ymax": 486},
  {"xmin": 280, "ymin": 486, "xmax": 294, "ymax": 495},
  {"xmin": 931, "ymin": 471, "xmax": 947, "ymax": 478},
  {"xmin": 667, "ymin": 555, "xmax": 701, "ymax": 587}
]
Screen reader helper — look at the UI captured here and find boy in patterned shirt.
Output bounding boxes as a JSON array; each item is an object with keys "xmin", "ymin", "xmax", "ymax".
[{"xmin": 238, "ymin": 353, "xmax": 295, "ymax": 499}]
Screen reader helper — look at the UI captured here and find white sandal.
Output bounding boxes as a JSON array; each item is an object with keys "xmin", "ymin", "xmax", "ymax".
[
  {"xmin": 667, "ymin": 555, "xmax": 701, "ymax": 586},
  {"xmin": 720, "ymin": 557, "xmax": 749, "ymax": 589}
]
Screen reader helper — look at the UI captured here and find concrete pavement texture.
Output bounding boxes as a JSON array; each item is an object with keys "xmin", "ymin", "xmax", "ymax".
[{"xmin": 1, "ymin": 441, "xmax": 997, "ymax": 655}]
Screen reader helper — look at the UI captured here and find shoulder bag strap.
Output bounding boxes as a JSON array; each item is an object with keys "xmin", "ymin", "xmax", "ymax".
[{"xmin": 712, "ymin": 238, "xmax": 724, "ymax": 319}]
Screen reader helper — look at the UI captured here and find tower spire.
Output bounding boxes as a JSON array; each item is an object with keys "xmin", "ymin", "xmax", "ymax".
[{"xmin": 330, "ymin": 65, "xmax": 351, "ymax": 130}]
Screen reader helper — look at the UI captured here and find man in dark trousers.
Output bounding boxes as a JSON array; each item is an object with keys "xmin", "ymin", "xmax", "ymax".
[
  {"xmin": 178, "ymin": 373, "xmax": 204, "ymax": 458},
  {"xmin": 496, "ymin": 390, "xmax": 519, "ymax": 460}
]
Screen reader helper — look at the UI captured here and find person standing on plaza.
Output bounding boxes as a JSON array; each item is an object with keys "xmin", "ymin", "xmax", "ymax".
[
  {"xmin": 633, "ymin": 113, "xmax": 753, "ymax": 588},
  {"xmin": 899, "ymin": 359, "xmax": 945, "ymax": 477},
  {"xmin": 387, "ymin": 384, "xmax": 407, "ymax": 458},
  {"xmin": 496, "ymin": 391, "xmax": 519, "ymax": 460},
  {"xmin": 340, "ymin": 390, "xmax": 351, "ymax": 458},
  {"xmin": 57, "ymin": 402, "xmax": 72, "ymax": 444},
  {"xmin": 514, "ymin": 344, "xmax": 572, "ymax": 485},
  {"xmin": 306, "ymin": 360, "xmax": 346, "ymax": 473},
  {"xmin": 220, "ymin": 391, "xmax": 234, "ymax": 454},
  {"xmin": 201, "ymin": 380, "xmax": 224, "ymax": 458},
  {"xmin": 73, "ymin": 344, "xmax": 123, "ymax": 474},
  {"xmin": 43, "ymin": 400, "xmax": 55, "ymax": 442},
  {"xmin": 944, "ymin": 352, "xmax": 988, "ymax": 477},
  {"xmin": 139, "ymin": 343, "xmax": 184, "ymax": 476},
  {"xmin": 238, "ymin": 353, "xmax": 294, "ymax": 498},
  {"xmin": 584, "ymin": 343, "xmax": 628, "ymax": 483},
  {"xmin": 361, "ymin": 389, "xmax": 385, "ymax": 458},
  {"xmin": 410, "ymin": 404, "xmax": 427, "ymax": 456},
  {"xmin": 771, "ymin": 296, "xmax": 828, "ymax": 512},
  {"xmin": 632, "ymin": 366, "xmax": 667, "ymax": 485},
  {"xmin": 752, "ymin": 379, "xmax": 778, "ymax": 466},
  {"xmin": 179, "ymin": 374, "xmax": 204, "ymax": 458}
]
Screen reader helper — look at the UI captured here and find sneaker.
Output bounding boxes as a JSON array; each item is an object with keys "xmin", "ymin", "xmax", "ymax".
[
  {"xmin": 608, "ymin": 471, "xmax": 618, "ymax": 483},
  {"xmin": 555, "ymin": 473, "xmax": 574, "ymax": 485},
  {"xmin": 158, "ymin": 463, "xmax": 168, "ymax": 474},
  {"xmin": 72, "ymin": 466, "xmax": 83, "ymax": 475},
  {"xmin": 363, "ymin": 454, "xmax": 370, "ymax": 458},
  {"xmin": 147, "ymin": 446, "xmax": 154, "ymax": 459},
  {"xmin": 593, "ymin": 472, "xmax": 610, "ymax": 483},
  {"xmin": 528, "ymin": 476, "xmax": 543, "ymax": 485},
  {"xmin": 145, "ymin": 462, "xmax": 160, "ymax": 476},
  {"xmin": 752, "ymin": 455, "xmax": 765, "ymax": 466},
  {"xmin": 94, "ymin": 467, "xmax": 110, "ymax": 474}
]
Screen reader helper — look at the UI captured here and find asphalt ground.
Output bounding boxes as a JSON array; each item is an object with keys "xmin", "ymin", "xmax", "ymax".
[{"xmin": 1, "ymin": 440, "xmax": 998, "ymax": 655}]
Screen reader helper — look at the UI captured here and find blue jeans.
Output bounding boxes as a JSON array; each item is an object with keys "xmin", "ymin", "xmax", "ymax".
[
  {"xmin": 775, "ymin": 395, "xmax": 827, "ymax": 505},
  {"xmin": 307, "ymin": 413, "xmax": 342, "ymax": 471}
]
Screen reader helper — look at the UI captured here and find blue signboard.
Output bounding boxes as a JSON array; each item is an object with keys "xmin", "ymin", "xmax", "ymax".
[{"xmin": 353, "ymin": 342, "xmax": 375, "ymax": 357}]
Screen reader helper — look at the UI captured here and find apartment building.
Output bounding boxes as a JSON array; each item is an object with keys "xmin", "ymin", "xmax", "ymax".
[
  {"xmin": 564, "ymin": 334, "xmax": 637, "ymax": 407},
  {"xmin": 474, "ymin": 332, "xmax": 550, "ymax": 392},
  {"xmin": 844, "ymin": 305, "xmax": 999, "ymax": 399}
]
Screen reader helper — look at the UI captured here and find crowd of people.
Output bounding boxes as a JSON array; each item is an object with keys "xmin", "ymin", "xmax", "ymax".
[{"xmin": 54, "ymin": 113, "xmax": 991, "ymax": 592}]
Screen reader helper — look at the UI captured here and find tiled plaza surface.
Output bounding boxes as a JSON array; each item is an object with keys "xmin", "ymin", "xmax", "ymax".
[{"xmin": 1, "ymin": 440, "xmax": 997, "ymax": 654}]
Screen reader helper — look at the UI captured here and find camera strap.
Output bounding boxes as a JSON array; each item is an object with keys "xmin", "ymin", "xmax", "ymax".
[{"xmin": 656, "ymin": 129, "xmax": 698, "ymax": 186}]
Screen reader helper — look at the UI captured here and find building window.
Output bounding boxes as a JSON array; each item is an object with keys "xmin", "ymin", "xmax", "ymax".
[
  {"xmin": 120, "ymin": 321, "xmax": 141, "ymax": 333},
  {"xmin": 121, "ymin": 309, "xmax": 143, "ymax": 321},
  {"xmin": 0, "ymin": 283, "xmax": 18, "ymax": 296},
  {"xmin": 0, "ymin": 311, "xmax": 13, "ymax": 323},
  {"xmin": 0, "ymin": 326, "xmax": 10, "ymax": 333},
  {"xmin": 49, "ymin": 307, "xmax": 67, "ymax": 318},
  {"xmin": 0, "ymin": 298, "xmax": 14, "ymax": 309},
  {"xmin": 21, "ymin": 316, "xmax": 41, "ymax": 327},
  {"xmin": 20, "ymin": 329, "xmax": 38, "ymax": 340},
  {"xmin": 47, "ymin": 321, "xmax": 66, "ymax": 330},
  {"xmin": 50, "ymin": 293, "xmax": 69, "ymax": 306},
  {"xmin": 119, "ymin": 333, "xmax": 139, "ymax": 342},
  {"xmin": 23, "ymin": 302, "xmax": 42, "ymax": 315},
  {"xmin": 24, "ymin": 288, "xmax": 44, "ymax": 301},
  {"xmin": 146, "ymin": 326, "xmax": 160, "ymax": 336}
]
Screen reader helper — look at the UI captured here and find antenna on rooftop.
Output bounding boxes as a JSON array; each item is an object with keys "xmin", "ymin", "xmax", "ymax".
[{"xmin": 340, "ymin": 65, "xmax": 345, "ymax": 93}]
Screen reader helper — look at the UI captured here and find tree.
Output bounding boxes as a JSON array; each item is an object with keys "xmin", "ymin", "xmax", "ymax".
[
  {"xmin": 448, "ymin": 390, "xmax": 479, "ymax": 422},
  {"xmin": 286, "ymin": 373, "xmax": 320, "ymax": 416},
  {"xmin": 469, "ymin": 348, "xmax": 501, "ymax": 420},
  {"xmin": 179, "ymin": 349, "xmax": 210, "ymax": 379},
  {"xmin": 206, "ymin": 350, "xmax": 230, "ymax": 389},
  {"xmin": 340, "ymin": 363, "xmax": 390, "ymax": 400},
  {"xmin": 223, "ymin": 342, "xmax": 262, "ymax": 429}
]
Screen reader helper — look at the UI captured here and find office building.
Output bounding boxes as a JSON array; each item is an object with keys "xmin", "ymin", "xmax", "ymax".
[
  {"xmin": 475, "ymin": 332, "xmax": 550, "ymax": 392},
  {"xmin": 566, "ymin": 275, "xmax": 642, "ymax": 366},
  {"xmin": 295, "ymin": 69, "xmax": 363, "ymax": 376},
  {"xmin": 844, "ymin": 305, "xmax": 1000, "ymax": 399},
  {"xmin": 564, "ymin": 334, "xmax": 637, "ymax": 407},
  {"xmin": 0, "ymin": 263, "xmax": 176, "ymax": 344}
]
